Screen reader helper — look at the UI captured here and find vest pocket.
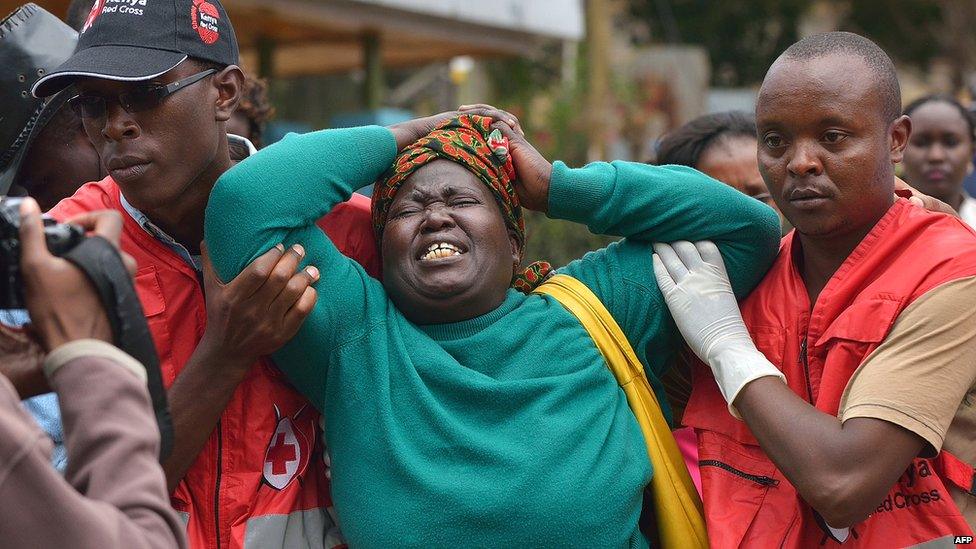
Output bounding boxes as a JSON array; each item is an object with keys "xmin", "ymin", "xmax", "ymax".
[
  {"xmin": 699, "ymin": 460, "xmax": 779, "ymax": 487},
  {"xmin": 698, "ymin": 430, "xmax": 780, "ymax": 548},
  {"xmin": 815, "ymin": 297, "xmax": 902, "ymax": 347},
  {"xmin": 134, "ymin": 266, "xmax": 175, "ymax": 385},
  {"xmin": 134, "ymin": 266, "xmax": 166, "ymax": 317}
]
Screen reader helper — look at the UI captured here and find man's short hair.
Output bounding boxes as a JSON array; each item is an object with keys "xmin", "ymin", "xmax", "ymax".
[
  {"xmin": 779, "ymin": 31, "xmax": 901, "ymax": 123},
  {"xmin": 186, "ymin": 57, "xmax": 227, "ymax": 73}
]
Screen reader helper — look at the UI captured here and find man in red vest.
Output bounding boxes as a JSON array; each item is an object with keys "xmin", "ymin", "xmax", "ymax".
[
  {"xmin": 654, "ymin": 32, "xmax": 976, "ymax": 546},
  {"xmin": 28, "ymin": 0, "xmax": 379, "ymax": 546}
]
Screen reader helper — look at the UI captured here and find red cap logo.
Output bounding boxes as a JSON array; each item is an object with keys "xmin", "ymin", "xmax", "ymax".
[
  {"xmin": 190, "ymin": 0, "xmax": 220, "ymax": 45},
  {"xmin": 81, "ymin": 0, "xmax": 106, "ymax": 33}
]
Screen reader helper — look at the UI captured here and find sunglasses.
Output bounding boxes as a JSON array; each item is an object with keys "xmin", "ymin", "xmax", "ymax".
[{"xmin": 68, "ymin": 69, "xmax": 217, "ymax": 119}]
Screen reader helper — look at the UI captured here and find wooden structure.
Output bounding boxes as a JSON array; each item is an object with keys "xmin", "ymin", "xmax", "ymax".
[{"xmin": 4, "ymin": 0, "xmax": 584, "ymax": 78}]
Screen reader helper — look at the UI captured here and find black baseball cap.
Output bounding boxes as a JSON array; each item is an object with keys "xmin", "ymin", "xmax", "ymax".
[{"xmin": 32, "ymin": 0, "xmax": 238, "ymax": 98}]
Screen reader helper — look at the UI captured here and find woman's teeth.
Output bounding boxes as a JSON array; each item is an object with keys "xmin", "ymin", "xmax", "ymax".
[{"xmin": 421, "ymin": 243, "xmax": 462, "ymax": 261}]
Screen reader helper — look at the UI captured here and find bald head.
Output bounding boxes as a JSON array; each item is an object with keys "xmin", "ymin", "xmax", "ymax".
[{"xmin": 776, "ymin": 32, "xmax": 900, "ymax": 123}]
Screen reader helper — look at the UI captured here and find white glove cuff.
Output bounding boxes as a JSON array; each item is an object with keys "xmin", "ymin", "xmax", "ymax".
[{"xmin": 710, "ymin": 345, "xmax": 786, "ymax": 419}]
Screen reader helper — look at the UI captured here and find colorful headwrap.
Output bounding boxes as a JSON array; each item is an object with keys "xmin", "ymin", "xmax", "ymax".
[{"xmin": 371, "ymin": 114, "xmax": 552, "ymax": 292}]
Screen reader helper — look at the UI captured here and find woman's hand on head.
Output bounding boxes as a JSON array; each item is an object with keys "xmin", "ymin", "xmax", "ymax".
[
  {"xmin": 489, "ymin": 120, "xmax": 552, "ymax": 213},
  {"xmin": 458, "ymin": 104, "xmax": 525, "ymax": 135},
  {"xmin": 459, "ymin": 105, "xmax": 552, "ymax": 211},
  {"xmin": 387, "ymin": 104, "xmax": 526, "ymax": 151},
  {"xmin": 387, "ymin": 110, "xmax": 464, "ymax": 150},
  {"xmin": 388, "ymin": 112, "xmax": 451, "ymax": 151}
]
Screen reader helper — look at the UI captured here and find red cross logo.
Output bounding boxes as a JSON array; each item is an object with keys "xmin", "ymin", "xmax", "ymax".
[
  {"xmin": 267, "ymin": 433, "xmax": 297, "ymax": 475},
  {"xmin": 262, "ymin": 404, "xmax": 312, "ymax": 491}
]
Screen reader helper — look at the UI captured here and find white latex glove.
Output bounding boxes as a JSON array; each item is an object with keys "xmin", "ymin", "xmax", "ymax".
[{"xmin": 652, "ymin": 241, "xmax": 785, "ymax": 417}]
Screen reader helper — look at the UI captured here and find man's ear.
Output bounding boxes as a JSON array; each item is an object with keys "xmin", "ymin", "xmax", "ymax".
[
  {"xmin": 213, "ymin": 65, "xmax": 245, "ymax": 123},
  {"xmin": 889, "ymin": 114, "xmax": 911, "ymax": 164}
]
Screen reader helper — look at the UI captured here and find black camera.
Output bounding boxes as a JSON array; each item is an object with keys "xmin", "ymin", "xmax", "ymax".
[{"xmin": 0, "ymin": 197, "xmax": 84, "ymax": 309}]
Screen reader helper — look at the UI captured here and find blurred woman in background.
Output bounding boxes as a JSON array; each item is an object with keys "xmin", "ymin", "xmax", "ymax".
[
  {"xmin": 902, "ymin": 95, "xmax": 976, "ymax": 227},
  {"xmin": 226, "ymin": 76, "xmax": 276, "ymax": 149},
  {"xmin": 654, "ymin": 110, "xmax": 786, "ymax": 231}
]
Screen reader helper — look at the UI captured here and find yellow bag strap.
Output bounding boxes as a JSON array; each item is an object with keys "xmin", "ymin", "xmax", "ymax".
[{"xmin": 534, "ymin": 274, "xmax": 708, "ymax": 548}]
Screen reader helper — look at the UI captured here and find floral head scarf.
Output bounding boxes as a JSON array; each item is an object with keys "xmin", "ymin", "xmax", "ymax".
[{"xmin": 371, "ymin": 114, "xmax": 551, "ymax": 292}]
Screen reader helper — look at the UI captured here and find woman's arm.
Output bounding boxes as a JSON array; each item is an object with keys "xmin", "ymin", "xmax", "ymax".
[
  {"xmin": 205, "ymin": 126, "xmax": 398, "ymax": 406},
  {"xmin": 206, "ymin": 108, "xmax": 520, "ymax": 281},
  {"xmin": 206, "ymin": 126, "xmax": 397, "ymax": 279},
  {"xmin": 493, "ymin": 122, "xmax": 781, "ymax": 400},
  {"xmin": 206, "ymin": 106, "xmax": 526, "ymax": 279},
  {"xmin": 548, "ymin": 160, "xmax": 780, "ymax": 298},
  {"xmin": 491, "ymin": 121, "xmax": 781, "ymax": 298}
]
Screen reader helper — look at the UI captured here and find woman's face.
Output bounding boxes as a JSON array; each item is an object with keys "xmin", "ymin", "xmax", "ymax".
[
  {"xmin": 697, "ymin": 135, "xmax": 783, "ymax": 220},
  {"xmin": 381, "ymin": 160, "xmax": 520, "ymax": 325},
  {"xmin": 902, "ymin": 101, "xmax": 975, "ymax": 204}
]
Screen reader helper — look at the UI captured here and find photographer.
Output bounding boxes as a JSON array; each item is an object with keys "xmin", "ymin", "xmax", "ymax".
[
  {"xmin": 0, "ymin": 3, "xmax": 107, "ymax": 472},
  {"xmin": 0, "ymin": 198, "xmax": 184, "ymax": 548}
]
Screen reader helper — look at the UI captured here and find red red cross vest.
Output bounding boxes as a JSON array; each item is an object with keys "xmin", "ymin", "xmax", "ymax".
[
  {"xmin": 50, "ymin": 177, "xmax": 379, "ymax": 548},
  {"xmin": 684, "ymin": 199, "xmax": 976, "ymax": 547}
]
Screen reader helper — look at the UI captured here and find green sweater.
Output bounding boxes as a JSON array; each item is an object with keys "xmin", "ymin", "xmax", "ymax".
[{"xmin": 206, "ymin": 126, "xmax": 780, "ymax": 548}]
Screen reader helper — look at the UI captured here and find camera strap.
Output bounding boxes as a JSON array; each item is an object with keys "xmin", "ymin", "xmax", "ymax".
[{"xmin": 62, "ymin": 236, "xmax": 173, "ymax": 461}]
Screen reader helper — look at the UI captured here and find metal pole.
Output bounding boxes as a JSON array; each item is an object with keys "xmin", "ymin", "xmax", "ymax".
[
  {"xmin": 363, "ymin": 32, "xmax": 384, "ymax": 109},
  {"xmin": 256, "ymin": 35, "xmax": 276, "ymax": 80},
  {"xmin": 586, "ymin": 0, "xmax": 611, "ymax": 161}
]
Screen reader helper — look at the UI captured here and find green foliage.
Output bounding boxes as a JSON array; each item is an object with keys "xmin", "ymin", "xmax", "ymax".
[
  {"xmin": 628, "ymin": 0, "xmax": 807, "ymax": 86},
  {"xmin": 845, "ymin": 0, "xmax": 942, "ymax": 69},
  {"xmin": 628, "ymin": 0, "xmax": 956, "ymax": 88},
  {"xmin": 522, "ymin": 211, "xmax": 619, "ymax": 268},
  {"xmin": 484, "ymin": 49, "xmax": 615, "ymax": 266},
  {"xmin": 482, "ymin": 46, "xmax": 589, "ymax": 165}
]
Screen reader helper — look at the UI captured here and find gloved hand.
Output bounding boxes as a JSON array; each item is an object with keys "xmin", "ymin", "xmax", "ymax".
[{"xmin": 652, "ymin": 240, "xmax": 785, "ymax": 417}]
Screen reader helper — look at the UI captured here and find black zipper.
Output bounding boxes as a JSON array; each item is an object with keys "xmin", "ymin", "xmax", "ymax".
[
  {"xmin": 214, "ymin": 419, "xmax": 223, "ymax": 548},
  {"xmin": 799, "ymin": 337, "xmax": 814, "ymax": 403},
  {"xmin": 699, "ymin": 460, "xmax": 779, "ymax": 486},
  {"xmin": 191, "ymin": 268, "xmax": 222, "ymax": 547}
]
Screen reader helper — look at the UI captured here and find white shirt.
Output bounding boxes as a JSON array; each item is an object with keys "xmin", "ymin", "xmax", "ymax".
[{"xmin": 958, "ymin": 192, "xmax": 976, "ymax": 229}]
